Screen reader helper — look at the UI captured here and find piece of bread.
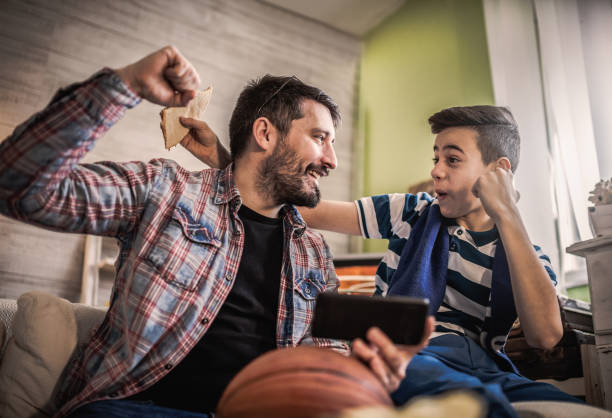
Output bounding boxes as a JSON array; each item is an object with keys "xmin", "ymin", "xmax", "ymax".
[{"xmin": 160, "ymin": 87, "xmax": 213, "ymax": 149}]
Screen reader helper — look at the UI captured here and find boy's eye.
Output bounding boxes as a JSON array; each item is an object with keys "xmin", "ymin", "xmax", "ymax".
[
  {"xmin": 449, "ymin": 157, "xmax": 459, "ymax": 164},
  {"xmin": 432, "ymin": 157, "xmax": 439, "ymax": 164}
]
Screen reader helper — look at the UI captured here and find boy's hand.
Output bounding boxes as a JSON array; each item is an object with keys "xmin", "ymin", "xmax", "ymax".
[
  {"xmin": 180, "ymin": 118, "xmax": 232, "ymax": 168},
  {"xmin": 473, "ymin": 166, "xmax": 520, "ymax": 223},
  {"xmin": 351, "ymin": 316, "xmax": 434, "ymax": 393},
  {"xmin": 115, "ymin": 46, "xmax": 200, "ymax": 107}
]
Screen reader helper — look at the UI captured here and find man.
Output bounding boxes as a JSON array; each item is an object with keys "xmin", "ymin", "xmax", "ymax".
[
  {"xmin": 193, "ymin": 106, "xmax": 583, "ymax": 417},
  {"xmin": 0, "ymin": 46, "xmax": 431, "ymax": 417}
]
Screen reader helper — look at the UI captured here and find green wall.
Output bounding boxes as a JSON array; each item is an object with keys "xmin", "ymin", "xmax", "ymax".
[{"xmin": 358, "ymin": 0, "xmax": 495, "ymax": 252}]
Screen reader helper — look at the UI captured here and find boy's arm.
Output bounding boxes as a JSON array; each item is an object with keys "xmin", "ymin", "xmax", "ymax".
[
  {"xmin": 179, "ymin": 118, "xmax": 232, "ymax": 169},
  {"xmin": 475, "ymin": 167, "xmax": 563, "ymax": 350},
  {"xmin": 302, "ymin": 193, "xmax": 433, "ymax": 238},
  {"xmin": 180, "ymin": 134, "xmax": 362, "ymax": 235},
  {"xmin": 181, "ymin": 134, "xmax": 433, "ymax": 239},
  {"xmin": 299, "ymin": 201, "xmax": 361, "ymax": 235}
]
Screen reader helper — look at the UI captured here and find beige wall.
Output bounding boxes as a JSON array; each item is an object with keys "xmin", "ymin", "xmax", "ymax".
[{"xmin": 0, "ymin": 0, "xmax": 361, "ymax": 301}]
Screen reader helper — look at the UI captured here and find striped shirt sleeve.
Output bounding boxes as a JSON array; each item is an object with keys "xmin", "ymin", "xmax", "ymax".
[
  {"xmin": 355, "ymin": 192, "xmax": 434, "ymax": 240},
  {"xmin": 534, "ymin": 245, "xmax": 557, "ymax": 286}
]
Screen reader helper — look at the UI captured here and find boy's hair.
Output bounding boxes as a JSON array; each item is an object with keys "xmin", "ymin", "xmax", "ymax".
[
  {"xmin": 229, "ymin": 75, "xmax": 340, "ymax": 159},
  {"xmin": 428, "ymin": 106, "xmax": 520, "ymax": 172}
]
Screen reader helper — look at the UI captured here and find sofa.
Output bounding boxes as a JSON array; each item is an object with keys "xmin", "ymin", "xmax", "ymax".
[
  {"xmin": 0, "ymin": 291, "xmax": 610, "ymax": 418},
  {"xmin": 0, "ymin": 292, "xmax": 105, "ymax": 417}
]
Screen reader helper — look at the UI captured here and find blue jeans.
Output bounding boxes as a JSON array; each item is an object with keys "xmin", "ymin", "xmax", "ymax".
[
  {"xmin": 392, "ymin": 334, "xmax": 583, "ymax": 418},
  {"xmin": 68, "ymin": 399, "xmax": 213, "ymax": 418}
]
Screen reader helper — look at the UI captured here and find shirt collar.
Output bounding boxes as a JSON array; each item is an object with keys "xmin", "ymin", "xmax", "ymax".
[
  {"xmin": 280, "ymin": 204, "xmax": 307, "ymax": 234},
  {"xmin": 467, "ymin": 226, "xmax": 499, "ymax": 247},
  {"xmin": 213, "ymin": 164, "xmax": 241, "ymax": 206}
]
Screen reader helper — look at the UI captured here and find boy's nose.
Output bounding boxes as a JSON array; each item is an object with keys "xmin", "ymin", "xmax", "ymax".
[{"xmin": 431, "ymin": 164, "xmax": 443, "ymax": 179}]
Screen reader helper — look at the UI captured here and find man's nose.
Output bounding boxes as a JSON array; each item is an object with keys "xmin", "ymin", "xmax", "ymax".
[{"xmin": 322, "ymin": 142, "xmax": 337, "ymax": 170}]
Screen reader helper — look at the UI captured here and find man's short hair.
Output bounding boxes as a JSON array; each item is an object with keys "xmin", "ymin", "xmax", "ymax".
[
  {"xmin": 229, "ymin": 75, "xmax": 341, "ymax": 159},
  {"xmin": 428, "ymin": 106, "xmax": 520, "ymax": 172}
]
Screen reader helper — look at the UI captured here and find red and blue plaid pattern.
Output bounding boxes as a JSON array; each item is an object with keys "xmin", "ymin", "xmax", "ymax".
[{"xmin": 0, "ymin": 70, "xmax": 346, "ymax": 416}]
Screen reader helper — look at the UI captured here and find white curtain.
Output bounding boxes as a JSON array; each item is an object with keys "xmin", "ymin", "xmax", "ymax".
[
  {"xmin": 483, "ymin": 0, "xmax": 612, "ymax": 289},
  {"xmin": 534, "ymin": 0, "xmax": 601, "ymax": 285},
  {"xmin": 534, "ymin": 0, "xmax": 600, "ymax": 240},
  {"xmin": 578, "ymin": 0, "xmax": 612, "ymax": 180},
  {"xmin": 483, "ymin": 0, "xmax": 560, "ymax": 281}
]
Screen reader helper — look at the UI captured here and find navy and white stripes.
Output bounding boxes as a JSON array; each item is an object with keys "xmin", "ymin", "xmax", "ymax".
[{"xmin": 356, "ymin": 192, "xmax": 556, "ymax": 341}]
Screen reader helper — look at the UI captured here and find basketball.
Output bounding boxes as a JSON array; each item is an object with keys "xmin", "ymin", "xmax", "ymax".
[{"xmin": 216, "ymin": 346, "xmax": 393, "ymax": 418}]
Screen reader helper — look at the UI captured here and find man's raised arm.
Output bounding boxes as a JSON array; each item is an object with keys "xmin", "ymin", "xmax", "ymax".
[{"xmin": 0, "ymin": 46, "xmax": 201, "ymax": 236}]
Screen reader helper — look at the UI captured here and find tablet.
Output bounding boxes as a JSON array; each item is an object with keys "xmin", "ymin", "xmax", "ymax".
[{"xmin": 311, "ymin": 293, "xmax": 429, "ymax": 345}]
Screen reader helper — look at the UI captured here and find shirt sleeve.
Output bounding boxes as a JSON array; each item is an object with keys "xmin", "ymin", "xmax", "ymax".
[
  {"xmin": 0, "ymin": 68, "xmax": 162, "ymax": 237},
  {"xmin": 533, "ymin": 245, "xmax": 558, "ymax": 286},
  {"xmin": 354, "ymin": 192, "xmax": 434, "ymax": 240}
]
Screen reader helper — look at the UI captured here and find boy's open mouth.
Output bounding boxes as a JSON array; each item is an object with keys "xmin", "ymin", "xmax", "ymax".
[{"xmin": 436, "ymin": 191, "xmax": 448, "ymax": 200}]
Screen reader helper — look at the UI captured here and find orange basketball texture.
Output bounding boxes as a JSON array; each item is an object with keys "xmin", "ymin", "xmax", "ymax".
[{"xmin": 216, "ymin": 346, "xmax": 393, "ymax": 418}]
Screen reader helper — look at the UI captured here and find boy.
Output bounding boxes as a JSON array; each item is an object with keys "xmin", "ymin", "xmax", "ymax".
[{"xmin": 190, "ymin": 106, "xmax": 583, "ymax": 417}]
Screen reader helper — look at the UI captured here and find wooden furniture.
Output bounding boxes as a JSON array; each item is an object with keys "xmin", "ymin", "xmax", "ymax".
[
  {"xmin": 333, "ymin": 253, "xmax": 383, "ymax": 295},
  {"xmin": 567, "ymin": 236, "xmax": 612, "ymax": 410},
  {"xmin": 505, "ymin": 295, "xmax": 601, "ymax": 405},
  {"xmin": 80, "ymin": 236, "xmax": 117, "ymax": 306}
]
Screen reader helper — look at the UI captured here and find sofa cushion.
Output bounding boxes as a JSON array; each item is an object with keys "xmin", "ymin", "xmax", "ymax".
[
  {"xmin": 72, "ymin": 303, "xmax": 107, "ymax": 345},
  {"xmin": 0, "ymin": 299, "xmax": 17, "ymax": 357},
  {"xmin": 0, "ymin": 292, "xmax": 79, "ymax": 417},
  {"xmin": 512, "ymin": 401, "xmax": 612, "ymax": 417},
  {"xmin": 0, "ymin": 292, "xmax": 107, "ymax": 417}
]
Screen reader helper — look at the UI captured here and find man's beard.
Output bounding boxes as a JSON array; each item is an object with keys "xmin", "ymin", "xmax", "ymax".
[{"xmin": 256, "ymin": 141, "xmax": 326, "ymax": 208}]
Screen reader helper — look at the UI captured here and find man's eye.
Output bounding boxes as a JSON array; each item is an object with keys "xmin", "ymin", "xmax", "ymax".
[
  {"xmin": 449, "ymin": 157, "xmax": 459, "ymax": 164},
  {"xmin": 432, "ymin": 157, "xmax": 439, "ymax": 164}
]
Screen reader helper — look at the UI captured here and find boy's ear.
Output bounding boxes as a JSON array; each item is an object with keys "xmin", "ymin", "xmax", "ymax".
[
  {"xmin": 251, "ymin": 117, "xmax": 278, "ymax": 152},
  {"xmin": 495, "ymin": 157, "xmax": 512, "ymax": 172}
]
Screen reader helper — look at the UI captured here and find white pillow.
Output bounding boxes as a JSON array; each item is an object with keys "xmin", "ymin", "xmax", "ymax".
[{"xmin": 0, "ymin": 292, "xmax": 77, "ymax": 418}]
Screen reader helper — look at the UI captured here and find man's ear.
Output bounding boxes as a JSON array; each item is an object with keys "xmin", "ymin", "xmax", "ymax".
[
  {"xmin": 495, "ymin": 157, "xmax": 512, "ymax": 172},
  {"xmin": 251, "ymin": 117, "xmax": 277, "ymax": 152}
]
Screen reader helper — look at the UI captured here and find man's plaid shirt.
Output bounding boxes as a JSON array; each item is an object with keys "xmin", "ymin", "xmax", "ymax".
[{"xmin": 0, "ymin": 70, "xmax": 346, "ymax": 416}]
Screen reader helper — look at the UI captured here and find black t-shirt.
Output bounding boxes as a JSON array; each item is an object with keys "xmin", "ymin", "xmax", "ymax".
[{"xmin": 130, "ymin": 204, "xmax": 283, "ymax": 412}]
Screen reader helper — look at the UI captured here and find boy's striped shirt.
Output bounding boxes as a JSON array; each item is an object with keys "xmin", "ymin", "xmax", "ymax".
[{"xmin": 355, "ymin": 193, "xmax": 557, "ymax": 342}]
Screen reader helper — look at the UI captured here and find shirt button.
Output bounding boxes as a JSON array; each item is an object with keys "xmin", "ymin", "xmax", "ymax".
[
  {"xmin": 165, "ymin": 363, "xmax": 173, "ymax": 370},
  {"xmin": 201, "ymin": 318, "xmax": 209, "ymax": 325},
  {"xmin": 457, "ymin": 229, "xmax": 463, "ymax": 235},
  {"xmin": 450, "ymin": 243, "xmax": 457, "ymax": 251},
  {"xmin": 109, "ymin": 392, "xmax": 118, "ymax": 398},
  {"xmin": 304, "ymin": 286, "xmax": 311, "ymax": 294},
  {"xmin": 225, "ymin": 273, "xmax": 233, "ymax": 282}
]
